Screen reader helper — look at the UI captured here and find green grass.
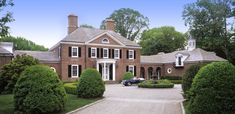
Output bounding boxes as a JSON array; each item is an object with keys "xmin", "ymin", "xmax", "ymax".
[
  {"xmin": 0, "ymin": 94, "xmax": 101, "ymax": 114},
  {"xmin": 0, "ymin": 94, "xmax": 14, "ymax": 114},
  {"xmin": 183, "ymin": 100, "xmax": 189, "ymax": 114}
]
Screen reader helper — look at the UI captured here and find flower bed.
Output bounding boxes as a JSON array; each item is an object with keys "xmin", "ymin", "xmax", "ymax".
[{"xmin": 138, "ymin": 79, "xmax": 174, "ymax": 88}]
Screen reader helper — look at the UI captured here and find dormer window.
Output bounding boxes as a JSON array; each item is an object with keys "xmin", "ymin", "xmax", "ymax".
[
  {"xmin": 175, "ymin": 54, "xmax": 184, "ymax": 67},
  {"xmin": 102, "ymin": 38, "xmax": 109, "ymax": 43}
]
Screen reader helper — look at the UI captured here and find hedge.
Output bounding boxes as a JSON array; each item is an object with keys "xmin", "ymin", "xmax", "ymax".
[
  {"xmin": 122, "ymin": 72, "xmax": 134, "ymax": 80},
  {"xmin": 187, "ymin": 62, "xmax": 235, "ymax": 114},
  {"xmin": 77, "ymin": 68, "xmax": 105, "ymax": 98},
  {"xmin": 14, "ymin": 65, "xmax": 66, "ymax": 114},
  {"xmin": 169, "ymin": 80, "xmax": 182, "ymax": 84},
  {"xmin": 138, "ymin": 80, "xmax": 174, "ymax": 88},
  {"xmin": 161, "ymin": 76, "xmax": 182, "ymax": 80},
  {"xmin": 64, "ymin": 82, "xmax": 77, "ymax": 95}
]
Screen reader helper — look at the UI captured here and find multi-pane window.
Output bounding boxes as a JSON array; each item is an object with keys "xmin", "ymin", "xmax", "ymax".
[
  {"xmin": 128, "ymin": 50, "xmax": 134, "ymax": 59},
  {"xmin": 114, "ymin": 49, "xmax": 119, "ymax": 59},
  {"xmin": 103, "ymin": 48, "xmax": 109, "ymax": 58},
  {"xmin": 71, "ymin": 65, "xmax": 78, "ymax": 77},
  {"xmin": 72, "ymin": 46, "xmax": 78, "ymax": 57},
  {"xmin": 128, "ymin": 65, "xmax": 134, "ymax": 74},
  {"xmin": 91, "ymin": 47, "xmax": 97, "ymax": 58}
]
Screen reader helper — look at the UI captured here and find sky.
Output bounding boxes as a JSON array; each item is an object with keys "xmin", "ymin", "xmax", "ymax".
[{"xmin": 7, "ymin": 0, "xmax": 196, "ymax": 48}]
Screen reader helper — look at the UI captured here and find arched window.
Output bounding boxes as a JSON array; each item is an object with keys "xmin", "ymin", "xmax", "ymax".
[{"xmin": 102, "ymin": 38, "xmax": 109, "ymax": 43}]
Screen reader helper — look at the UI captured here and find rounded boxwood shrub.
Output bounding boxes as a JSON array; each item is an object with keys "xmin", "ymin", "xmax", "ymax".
[
  {"xmin": 187, "ymin": 62, "xmax": 235, "ymax": 114},
  {"xmin": 0, "ymin": 54, "xmax": 39, "ymax": 94},
  {"xmin": 182, "ymin": 64, "xmax": 204, "ymax": 95},
  {"xmin": 122, "ymin": 72, "xmax": 134, "ymax": 80},
  {"xmin": 77, "ymin": 68, "xmax": 105, "ymax": 98},
  {"xmin": 14, "ymin": 65, "xmax": 67, "ymax": 114}
]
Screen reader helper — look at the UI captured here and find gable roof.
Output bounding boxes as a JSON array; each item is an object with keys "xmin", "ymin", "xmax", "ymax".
[
  {"xmin": 50, "ymin": 27, "xmax": 140, "ymax": 50},
  {"xmin": 14, "ymin": 50, "xmax": 60, "ymax": 63},
  {"xmin": 141, "ymin": 48, "xmax": 226, "ymax": 64}
]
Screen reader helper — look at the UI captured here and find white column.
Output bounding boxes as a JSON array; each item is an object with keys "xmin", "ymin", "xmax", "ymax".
[
  {"xmin": 103, "ymin": 62, "xmax": 106, "ymax": 81},
  {"xmin": 113, "ymin": 63, "xmax": 115, "ymax": 81}
]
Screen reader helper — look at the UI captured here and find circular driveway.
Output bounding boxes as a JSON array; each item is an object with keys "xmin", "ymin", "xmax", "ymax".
[{"xmin": 73, "ymin": 84, "xmax": 184, "ymax": 114}]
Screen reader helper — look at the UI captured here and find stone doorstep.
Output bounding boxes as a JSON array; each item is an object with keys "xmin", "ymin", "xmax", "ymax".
[{"xmin": 66, "ymin": 98, "xmax": 106, "ymax": 114}]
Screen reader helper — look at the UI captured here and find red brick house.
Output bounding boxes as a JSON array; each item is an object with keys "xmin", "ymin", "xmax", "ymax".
[
  {"xmin": 9, "ymin": 14, "xmax": 226, "ymax": 82},
  {"xmin": 15, "ymin": 15, "xmax": 141, "ymax": 82}
]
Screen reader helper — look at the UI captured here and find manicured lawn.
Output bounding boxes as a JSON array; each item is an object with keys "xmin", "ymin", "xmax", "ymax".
[{"xmin": 0, "ymin": 94, "xmax": 101, "ymax": 114}]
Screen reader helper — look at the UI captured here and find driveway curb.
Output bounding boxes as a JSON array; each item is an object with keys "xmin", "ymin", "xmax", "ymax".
[
  {"xmin": 180, "ymin": 101, "xmax": 185, "ymax": 114},
  {"xmin": 67, "ymin": 98, "xmax": 106, "ymax": 114}
]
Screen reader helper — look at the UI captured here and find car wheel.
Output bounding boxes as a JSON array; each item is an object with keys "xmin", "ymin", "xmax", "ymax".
[{"xmin": 127, "ymin": 82, "xmax": 131, "ymax": 86}]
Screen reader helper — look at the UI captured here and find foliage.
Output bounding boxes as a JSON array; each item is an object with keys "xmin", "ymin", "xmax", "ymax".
[
  {"xmin": 0, "ymin": 94, "xmax": 14, "ymax": 114},
  {"xmin": 77, "ymin": 68, "xmax": 105, "ymax": 98},
  {"xmin": 101, "ymin": 8, "xmax": 149, "ymax": 41},
  {"xmin": 0, "ymin": 0, "xmax": 14, "ymax": 37},
  {"xmin": 169, "ymin": 80, "xmax": 182, "ymax": 84},
  {"xmin": 187, "ymin": 62, "xmax": 235, "ymax": 114},
  {"xmin": 183, "ymin": 0, "xmax": 235, "ymax": 64},
  {"xmin": 14, "ymin": 65, "xmax": 67, "ymax": 114},
  {"xmin": 0, "ymin": 36, "xmax": 48, "ymax": 51},
  {"xmin": 80, "ymin": 24, "xmax": 94, "ymax": 28},
  {"xmin": 182, "ymin": 64, "xmax": 204, "ymax": 95},
  {"xmin": 0, "ymin": 54, "xmax": 39, "ymax": 94},
  {"xmin": 140, "ymin": 26, "xmax": 185, "ymax": 55},
  {"xmin": 122, "ymin": 72, "xmax": 134, "ymax": 80},
  {"xmin": 161, "ymin": 75, "xmax": 182, "ymax": 80},
  {"xmin": 138, "ymin": 79, "xmax": 174, "ymax": 88},
  {"xmin": 64, "ymin": 82, "xmax": 78, "ymax": 95},
  {"xmin": 0, "ymin": 94, "xmax": 100, "ymax": 114}
]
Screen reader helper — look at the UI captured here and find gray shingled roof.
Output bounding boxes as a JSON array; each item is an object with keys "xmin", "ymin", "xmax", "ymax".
[
  {"xmin": 56, "ymin": 27, "xmax": 140, "ymax": 47},
  {"xmin": 14, "ymin": 50, "xmax": 60, "ymax": 63},
  {"xmin": 141, "ymin": 48, "xmax": 226, "ymax": 64},
  {"xmin": 0, "ymin": 47, "xmax": 13, "ymax": 56}
]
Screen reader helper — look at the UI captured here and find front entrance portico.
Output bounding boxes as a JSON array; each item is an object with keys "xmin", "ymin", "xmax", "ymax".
[{"xmin": 96, "ymin": 59, "xmax": 116, "ymax": 81}]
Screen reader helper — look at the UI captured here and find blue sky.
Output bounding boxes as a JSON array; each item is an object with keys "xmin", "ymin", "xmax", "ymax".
[{"xmin": 8, "ymin": 0, "xmax": 196, "ymax": 48}]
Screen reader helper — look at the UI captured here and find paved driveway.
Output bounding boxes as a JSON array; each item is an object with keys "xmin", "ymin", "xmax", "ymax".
[{"xmin": 73, "ymin": 84, "xmax": 184, "ymax": 114}]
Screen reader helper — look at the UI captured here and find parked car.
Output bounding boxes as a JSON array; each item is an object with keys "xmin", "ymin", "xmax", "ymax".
[{"xmin": 122, "ymin": 77, "xmax": 145, "ymax": 86}]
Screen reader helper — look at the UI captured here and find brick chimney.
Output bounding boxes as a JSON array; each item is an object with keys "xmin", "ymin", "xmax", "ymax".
[
  {"xmin": 68, "ymin": 14, "xmax": 78, "ymax": 34},
  {"xmin": 105, "ymin": 19, "xmax": 115, "ymax": 31}
]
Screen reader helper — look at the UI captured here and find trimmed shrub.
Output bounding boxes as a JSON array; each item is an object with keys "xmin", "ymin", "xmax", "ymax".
[
  {"xmin": 138, "ymin": 79, "xmax": 174, "ymax": 88},
  {"xmin": 0, "ymin": 54, "xmax": 39, "ymax": 94},
  {"xmin": 182, "ymin": 64, "xmax": 204, "ymax": 95},
  {"xmin": 77, "ymin": 68, "xmax": 105, "ymax": 98},
  {"xmin": 187, "ymin": 62, "xmax": 235, "ymax": 114},
  {"xmin": 64, "ymin": 82, "xmax": 78, "ymax": 95},
  {"xmin": 169, "ymin": 80, "xmax": 182, "ymax": 84},
  {"xmin": 14, "ymin": 65, "xmax": 66, "ymax": 114},
  {"xmin": 122, "ymin": 72, "xmax": 134, "ymax": 80},
  {"xmin": 161, "ymin": 76, "xmax": 182, "ymax": 80}
]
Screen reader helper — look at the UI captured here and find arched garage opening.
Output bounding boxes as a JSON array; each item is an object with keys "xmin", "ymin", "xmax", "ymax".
[
  {"xmin": 140, "ymin": 67, "xmax": 145, "ymax": 79},
  {"xmin": 148, "ymin": 67, "xmax": 153, "ymax": 79}
]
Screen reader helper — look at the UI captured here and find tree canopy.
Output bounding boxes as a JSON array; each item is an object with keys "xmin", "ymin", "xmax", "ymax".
[
  {"xmin": 140, "ymin": 26, "xmax": 185, "ymax": 55},
  {"xmin": 0, "ymin": 0, "xmax": 14, "ymax": 37},
  {"xmin": 80, "ymin": 24, "xmax": 94, "ymax": 28},
  {"xmin": 101, "ymin": 8, "xmax": 149, "ymax": 41},
  {"xmin": 183, "ymin": 0, "xmax": 235, "ymax": 64},
  {"xmin": 0, "ymin": 36, "xmax": 48, "ymax": 51}
]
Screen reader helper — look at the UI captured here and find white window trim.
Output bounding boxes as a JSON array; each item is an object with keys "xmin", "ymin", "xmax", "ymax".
[
  {"xmin": 102, "ymin": 38, "xmax": 109, "ymax": 44},
  {"xmin": 103, "ymin": 48, "xmax": 109, "ymax": 59},
  {"xmin": 50, "ymin": 67, "xmax": 56, "ymax": 72},
  {"xmin": 71, "ymin": 46, "xmax": 78, "ymax": 57},
  {"xmin": 114, "ymin": 49, "xmax": 120, "ymax": 59},
  {"xmin": 71, "ymin": 64, "xmax": 78, "ymax": 78},
  {"xmin": 128, "ymin": 50, "xmax": 134, "ymax": 59},
  {"xmin": 175, "ymin": 55, "xmax": 184, "ymax": 67},
  {"xmin": 91, "ymin": 47, "xmax": 97, "ymax": 58},
  {"xmin": 128, "ymin": 65, "xmax": 134, "ymax": 75}
]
